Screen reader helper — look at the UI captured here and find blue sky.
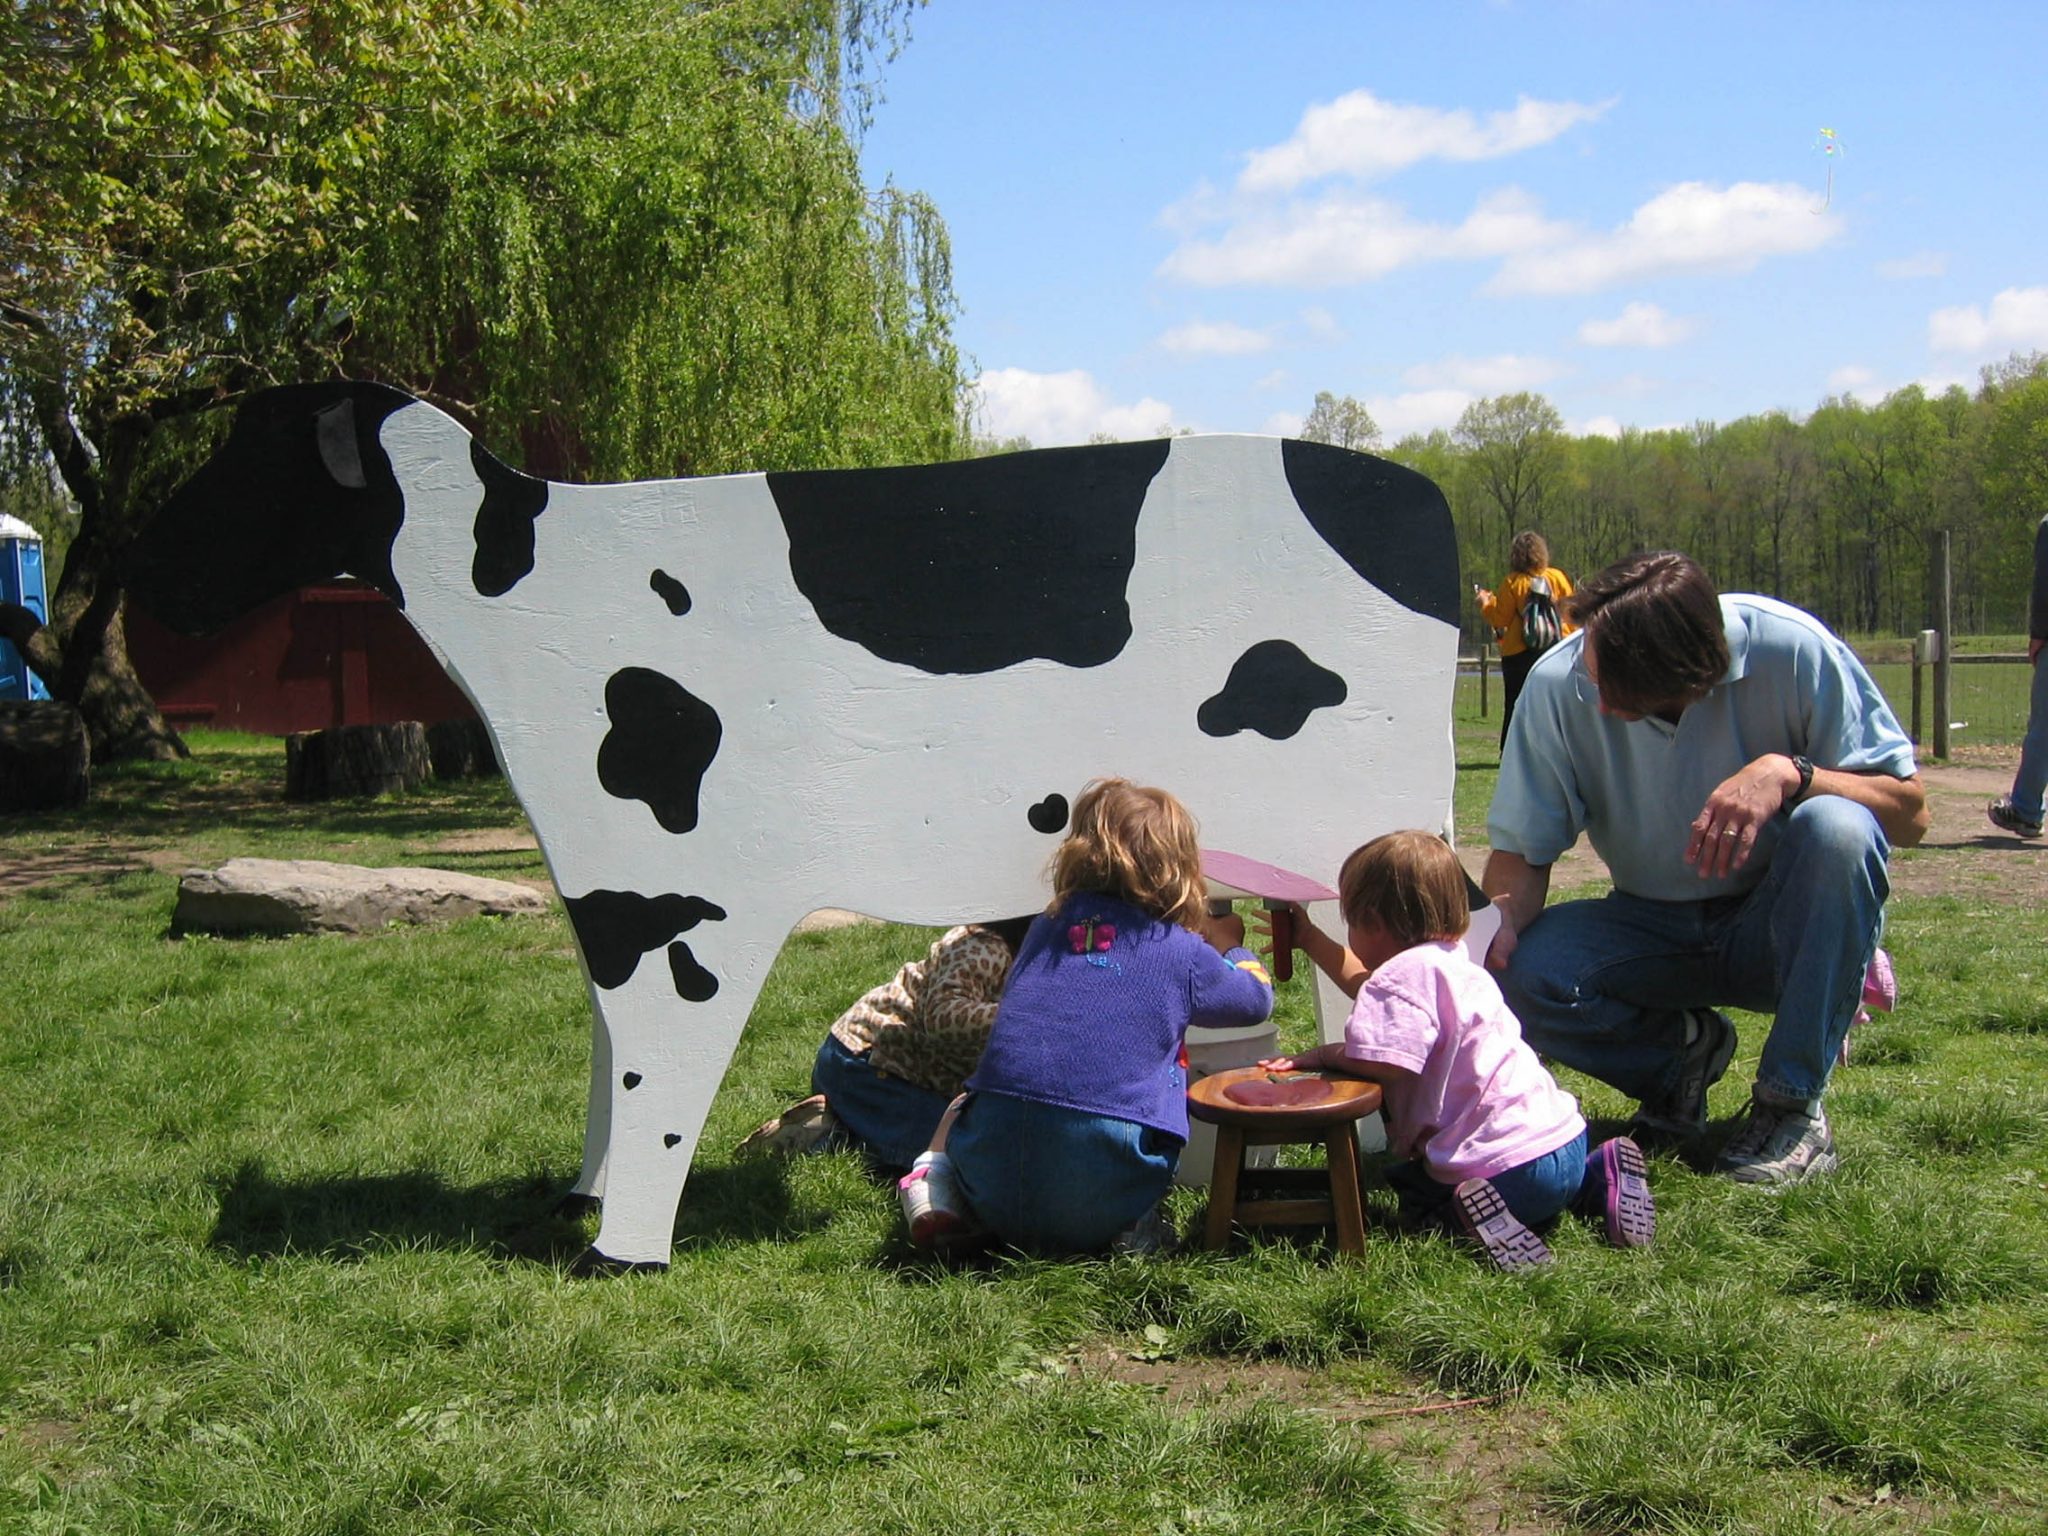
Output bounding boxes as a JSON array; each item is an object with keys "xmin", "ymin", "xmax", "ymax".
[{"xmin": 858, "ymin": 0, "xmax": 2048, "ymax": 446}]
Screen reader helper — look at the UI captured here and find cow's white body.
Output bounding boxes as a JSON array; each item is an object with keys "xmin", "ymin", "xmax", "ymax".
[{"xmin": 138, "ymin": 385, "xmax": 1462, "ymax": 1267}]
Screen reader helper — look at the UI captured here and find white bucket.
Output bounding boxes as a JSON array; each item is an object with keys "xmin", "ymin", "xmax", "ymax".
[{"xmin": 1175, "ymin": 1019, "xmax": 1282, "ymax": 1188}]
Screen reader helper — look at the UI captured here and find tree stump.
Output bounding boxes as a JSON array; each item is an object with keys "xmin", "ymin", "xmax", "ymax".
[
  {"xmin": 284, "ymin": 722, "xmax": 431, "ymax": 801},
  {"xmin": 0, "ymin": 701, "xmax": 91, "ymax": 812},
  {"xmin": 426, "ymin": 717, "xmax": 500, "ymax": 781}
]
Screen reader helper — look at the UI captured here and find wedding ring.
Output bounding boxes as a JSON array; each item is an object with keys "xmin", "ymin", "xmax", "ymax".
[{"xmin": 1721, "ymin": 826, "xmax": 1738, "ymax": 837}]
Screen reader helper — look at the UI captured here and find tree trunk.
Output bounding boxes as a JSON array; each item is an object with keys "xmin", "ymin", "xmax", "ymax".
[
  {"xmin": 0, "ymin": 700, "xmax": 91, "ymax": 811},
  {"xmin": 286, "ymin": 722, "xmax": 432, "ymax": 800},
  {"xmin": 46, "ymin": 525, "xmax": 187, "ymax": 764}
]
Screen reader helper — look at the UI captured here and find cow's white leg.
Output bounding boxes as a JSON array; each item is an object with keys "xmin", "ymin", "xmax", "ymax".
[
  {"xmin": 572, "ymin": 916, "xmax": 787, "ymax": 1270},
  {"xmin": 564, "ymin": 989, "xmax": 614, "ymax": 1206}
]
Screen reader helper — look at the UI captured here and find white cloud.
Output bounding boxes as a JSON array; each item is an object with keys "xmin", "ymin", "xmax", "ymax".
[
  {"xmin": 971, "ymin": 368, "xmax": 1179, "ymax": 446},
  {"xmin": 1157, "ymin": 319, "xmax": 1273, "ymax": 357},
  {"xmin": 1488, "ymin": 181, "xmax": 1841, "ymax": 296},
  {"xmin": 1573, "ymin": 415, "xmax": 1626, "ymax": 439},
  {"xmin": 1254, "ymin": 369, "xmax": 1291, "ymax": 391},
  {"xmin": 1298, "ymin": 306, "xmax": 1345, "ymax": 342},
  {"xmin": 1928, "ymin": 286, "xmax": 2048, "ymax": 353},
  {"xmin": 1238, "ymin": 89, "xmax": 1612, "ymax": 192},
  {"xmin": 1827, "ymin": 365, "xmax": 1886, "ymax": 405},
  {"xmin": 1402, "ymin": 353, "xmax": 1563, "ymax": 393},
  {"xmin": 1160, "ymin": 187, "xmax": 1572, "ymax": 289},
  {"xmin": 1878, "ymin": 251, "xmax": 1947, "ymax": 280},
  {"xmin": 1260, "ymin": 410, "xmax": 1305, "ymax": 437},
  {"xmin": 1366, "ymin": 389, "xmax": 1473, "ymax": 440},
  {"xmin": 1578, "ymin": 301, "xmax": 1696, "ymax": 348}
]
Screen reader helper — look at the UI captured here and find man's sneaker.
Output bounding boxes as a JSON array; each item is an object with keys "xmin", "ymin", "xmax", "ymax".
[
  {"xmin": 1631, "ymin": 1008, "xmax": 1737, "ymax": 1144},
  {"xmin": 734, "ymin": 1094, "xmax": 840, "ymax": 1158},
  {"xmin": 1988, "ymin": 796, "xmax": 2044, "ymax": 839},
  {"xmin": 1714, "ymin": 1096, "xmax": 1838, "ymax": 1185},
  {"xmin": 1451, "ymin": 1178, "xmax": 1552, "ymax": 1271},
  {"xmin": 1109, "ymin": 1205, "xmax": 1179, "ymax": 1257},
  {"xmin": 1580, "ymin": 1136, "xmax": 1656, "ymax": 1248},
  {"xmin": 898, "ymin": 1152, "xmax": 966, "ymax": 1245}
]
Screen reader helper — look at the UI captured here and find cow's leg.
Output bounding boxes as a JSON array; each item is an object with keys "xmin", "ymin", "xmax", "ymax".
[
  {"xmin": 573, "ymin": 953, "xmax": 777, "ymax": 1271},
  {"xmin": 558, "ymin": 990, "xmax": 614, "ymax": 1216}
]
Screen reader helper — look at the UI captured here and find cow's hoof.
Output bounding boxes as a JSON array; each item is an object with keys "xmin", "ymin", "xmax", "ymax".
[
  {"xmin": 568, "ymin": 1245, "xmax": 668, "ymax": 1278},
  {"xmin": 553, "ymin": 1191, "xmax": 601, "ymax": 1220}
]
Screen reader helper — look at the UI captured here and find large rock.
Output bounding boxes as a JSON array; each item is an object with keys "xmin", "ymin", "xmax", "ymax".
[{"xmin": 173, "ymin": 857, "xmax": 551, "ymax": 936}]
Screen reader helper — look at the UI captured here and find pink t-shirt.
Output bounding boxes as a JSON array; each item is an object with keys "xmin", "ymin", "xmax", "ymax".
[{"xmin": 1343, "ymin": 939, "xmax": 1585, "ymax": 1184}]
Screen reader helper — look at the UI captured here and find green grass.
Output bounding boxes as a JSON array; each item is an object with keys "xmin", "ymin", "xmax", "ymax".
[{"xmin": 3, "ymin": 727, "xmax": 2046, "ymax": 1533}]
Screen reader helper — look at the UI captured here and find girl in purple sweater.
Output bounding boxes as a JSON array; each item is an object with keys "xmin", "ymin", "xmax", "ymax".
[{"xmin": 899, "ymin": 778, "xmax": 1273, "ymax": 1253}]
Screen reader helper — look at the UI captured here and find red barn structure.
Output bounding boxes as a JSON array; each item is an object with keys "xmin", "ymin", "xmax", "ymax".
[{"xmin": 129, "ymin": 581, "xmax": 478, "ymax": 736}]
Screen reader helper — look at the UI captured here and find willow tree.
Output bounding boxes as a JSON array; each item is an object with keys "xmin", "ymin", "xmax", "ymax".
[
  {"xmin": 0, "ymin": 1, "xmax": 524, "ymax": 759},
  {"xmin": 346, "ymin": 0, "xmax": 966, "ymax": 482}
]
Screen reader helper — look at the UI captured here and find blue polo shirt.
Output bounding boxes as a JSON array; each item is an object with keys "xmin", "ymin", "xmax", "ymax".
[{"xmin": 1487, "ymin": 595, "xmax": 1917, "ymax": 902}]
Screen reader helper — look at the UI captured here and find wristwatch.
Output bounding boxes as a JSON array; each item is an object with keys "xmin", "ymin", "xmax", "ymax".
[{"xmin": 1783, "ymin": 754, "xmax": 1815, "ymax": 810}]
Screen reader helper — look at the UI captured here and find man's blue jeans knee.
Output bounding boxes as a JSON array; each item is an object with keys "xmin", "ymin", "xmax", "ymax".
[{"xmin": 1500, "ymin": 797, "xmax": 1890, "ymax": 1110}]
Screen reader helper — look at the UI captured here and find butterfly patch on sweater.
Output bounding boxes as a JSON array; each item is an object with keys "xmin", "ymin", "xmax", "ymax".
[{"xmin": 1068, "ymin": 917, "xmax": 1121, "ymax": 971}]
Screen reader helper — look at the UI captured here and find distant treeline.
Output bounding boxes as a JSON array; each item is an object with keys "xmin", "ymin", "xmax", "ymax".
[{"xmin": 1366, "ymin": 353, "xmax": 2048, "ymax": 644}]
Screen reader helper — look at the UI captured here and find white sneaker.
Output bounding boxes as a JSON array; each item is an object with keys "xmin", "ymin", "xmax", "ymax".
[
  {"xmin": 1715, "ymin": 1096, "xmax": 1838, "ymax": 1185},
  {"xmin": 898, "ymin": 1152, "xmax": 966, "ymax": 1245}
]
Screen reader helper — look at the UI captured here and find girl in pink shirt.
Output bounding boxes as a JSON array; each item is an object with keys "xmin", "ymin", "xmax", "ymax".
[{"xmin": 1260, "ymin": 831, "xmax": 1653, "ymax": 1270}]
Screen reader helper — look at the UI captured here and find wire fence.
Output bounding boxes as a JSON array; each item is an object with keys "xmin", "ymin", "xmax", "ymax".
[{"xmin": 1455, "ymin": 647, "xmax": 2036, "ymax": 750}]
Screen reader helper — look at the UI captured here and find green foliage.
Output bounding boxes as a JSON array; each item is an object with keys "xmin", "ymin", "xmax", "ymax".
[{"xmin": 348, "ymin": 0, "xmax": 967, "ymax": 477}]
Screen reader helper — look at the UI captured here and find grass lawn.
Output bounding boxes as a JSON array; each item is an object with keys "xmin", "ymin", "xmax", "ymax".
[{"xmin": 3, "ymin": 722, "xmax": 2046, "ymax": 1534}]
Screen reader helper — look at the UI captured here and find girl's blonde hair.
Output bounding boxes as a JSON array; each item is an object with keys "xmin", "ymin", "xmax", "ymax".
[
  {"xmin": 1049, "ymin": 777, "xmax": 1208, "ymax": 928},
  {"xmin": 1337, "ymin": 831, "xmax": 1470, "ymax": 949}
]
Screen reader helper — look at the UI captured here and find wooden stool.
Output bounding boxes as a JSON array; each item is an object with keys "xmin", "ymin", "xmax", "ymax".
[{"xmin": 1186, "ymin": 1067, "xmax": 1383, "ymax": 1256}]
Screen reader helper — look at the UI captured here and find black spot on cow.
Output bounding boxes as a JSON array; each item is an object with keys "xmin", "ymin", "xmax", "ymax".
[
  {"xmin": 563, "ymin": 890, "xmax": 726, "ymax": 990},
  {"xmin": 622, "ymin": 1071, "xmax": 642, "ymax": 1090},
  {"xmin": 1198, "ymin": 641, "xmax": 1348, "ymax": 740},
  {"xmin": 1028, "ymin": 794, "xmax": 1070, "ymax": 834},
  {"xmin": 126, "ymin": 381, "xmax": 415, "ymax": 633},
  {"xmin": 667, "ymin": 941, "xmax": 719, "ymax": 1002},
  {"xmin": 767, "ymin": 440, "xmax": 1171, "ymax": 674},
  {"xmin": 650, "ymin": 569, "xmax": 692, "ymax": 616},
  {"xmin": 1281, "ymin": 439, "xmax": 1460, "ymax": 628},
  {"xmin": 471, "ymin": 439, "xmax": 549, "ymax": 598},
  {"xmin": 596, "ymin": 668, "xmax": 722, "ymax": 834}
]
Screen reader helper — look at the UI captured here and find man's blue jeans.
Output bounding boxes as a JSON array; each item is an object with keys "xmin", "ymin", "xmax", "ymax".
[
  {"xmin": 1500, "ymin": 797, "xmax": 1891, "ymax": 1111},
  {"xmin": 2009, "ymin": 652, "xmax": 2048, "ymax": 819}
]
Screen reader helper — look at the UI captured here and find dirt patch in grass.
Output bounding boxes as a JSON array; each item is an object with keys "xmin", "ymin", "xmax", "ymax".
[{"xmin": 1079, "ymin": 1344, "xmax": 1561, "ymax": 1535}]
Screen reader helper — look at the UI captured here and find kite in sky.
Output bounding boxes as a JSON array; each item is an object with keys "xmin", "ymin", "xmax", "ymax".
[{"xmin": 1815, "ymin": 127, "xmax": 1843, "ymax": 211}]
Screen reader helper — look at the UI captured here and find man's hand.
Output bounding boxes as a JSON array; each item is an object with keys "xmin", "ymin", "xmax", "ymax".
[
  {"xmin": 1479, "ymin": 849, "xmax": 1550, "ymax": 972},
  {"xmin": 1686, "ymin": 754, "xmax": 1797, "ymax": 878},
  {"xmin": 1484, "ymin": 893, "xmax": 1519, "ymax": 971}
]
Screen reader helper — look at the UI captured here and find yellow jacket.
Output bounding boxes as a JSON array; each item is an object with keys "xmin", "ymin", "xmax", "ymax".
[{"xmin": 1480, "ymin": 566, "xmax": 1577, "ymax": 657}]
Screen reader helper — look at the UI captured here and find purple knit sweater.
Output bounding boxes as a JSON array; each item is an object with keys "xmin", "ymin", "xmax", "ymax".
[{"xmin": 964, "ymin": 892, "xmax": 1274, "ymax": 1139}]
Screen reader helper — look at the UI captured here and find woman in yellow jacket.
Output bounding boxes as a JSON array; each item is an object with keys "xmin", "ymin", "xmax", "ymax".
[{"xmin": 1475, "ymin": 530, "xmax": 1576, "ymax": 748}]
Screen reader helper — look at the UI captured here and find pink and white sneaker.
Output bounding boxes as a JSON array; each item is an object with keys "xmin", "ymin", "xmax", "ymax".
[{"xmin": 897, "ymin": 1153, "xmax": 966, "ymax": 1247}]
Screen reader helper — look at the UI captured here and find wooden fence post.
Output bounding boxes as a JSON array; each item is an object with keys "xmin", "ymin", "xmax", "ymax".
[{"xmin": 1931, "ymin": 530, "xmax": 1952, "ymax": 760}]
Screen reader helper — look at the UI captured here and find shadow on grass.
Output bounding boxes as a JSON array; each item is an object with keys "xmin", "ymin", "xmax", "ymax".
[
  {"xmin": 210, "ymin": 1155, "xmax": 840, "ymax": 1269},
  {"xmin": 209, "ymin": 1159, "xmax": 594, "ymax": 1267}
]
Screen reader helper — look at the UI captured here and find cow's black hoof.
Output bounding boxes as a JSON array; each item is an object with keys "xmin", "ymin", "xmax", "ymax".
[
  {"xmin": 568, "ymin": 1245, "xmax": 669, "ymax": 1278},
  {"xmin": 553, "ymin": 1191, "xmax": 601, "ymax": 1220}
]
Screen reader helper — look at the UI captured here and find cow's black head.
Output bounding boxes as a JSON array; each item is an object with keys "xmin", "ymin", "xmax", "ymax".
[{"xmin": 125, "ymin": 380, "xmax": 417, "ymax": 635}]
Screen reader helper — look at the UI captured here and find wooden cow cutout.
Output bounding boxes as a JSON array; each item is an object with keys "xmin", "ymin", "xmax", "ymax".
[{"xmin": 130, "ymin": 381, "xmax": 1462, "ymax": 1268}]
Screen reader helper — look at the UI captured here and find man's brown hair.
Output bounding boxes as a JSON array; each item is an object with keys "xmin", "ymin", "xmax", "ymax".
[
  {"xmin": 1337, "ymin": 831, "xmax": 1470, "ymax": 949},
  {"xmin": 1570, "ymin": 550, "xmax": 1729, "ymax": 716}
]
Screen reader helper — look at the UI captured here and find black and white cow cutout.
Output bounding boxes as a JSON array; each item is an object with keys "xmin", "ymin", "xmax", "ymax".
[{"xmin": 129, "ymin": 381, "xmax": 1463, "ymax": 1269}]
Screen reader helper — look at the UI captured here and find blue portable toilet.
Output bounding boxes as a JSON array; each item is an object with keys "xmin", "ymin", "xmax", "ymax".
[{"xmin": 0, "ymin": 512, "xmax": 52, "ymax": 701}]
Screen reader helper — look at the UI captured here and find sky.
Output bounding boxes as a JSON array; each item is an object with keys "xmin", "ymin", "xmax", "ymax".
[{"xmin": 857, "ymin": 0, "xmax": 2048, "ymax": 447}]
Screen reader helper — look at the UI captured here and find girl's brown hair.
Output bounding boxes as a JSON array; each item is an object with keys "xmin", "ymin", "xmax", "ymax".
[
  {"xmin": 1049, "ymin": 777, "xmax": 1208, "ymax": 929},
  {"xmin": 1337, "ymin": 831, "xmax": 1470, "ymax": 949},
  {"xmin": 1508, "ymin": 530, "xmax": 1551, "ymax": 575}
]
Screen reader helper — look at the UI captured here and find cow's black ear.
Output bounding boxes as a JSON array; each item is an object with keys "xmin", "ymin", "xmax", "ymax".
[{"xmin": 315, "ymin": 399, "xmax": 367, "ymax": 489}]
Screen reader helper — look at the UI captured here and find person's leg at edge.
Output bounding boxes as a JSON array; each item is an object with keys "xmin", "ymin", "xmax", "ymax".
[
  {"xmin": 1499, "ymin": 893, "xmax": 1721, "ymax": 1106},
  {"xmin": 2008, "ymin": 650, "xmax": 2048, "ymax": 820}
]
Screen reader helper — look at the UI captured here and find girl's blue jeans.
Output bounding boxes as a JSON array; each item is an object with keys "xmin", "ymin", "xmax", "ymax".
[
  {"xmin": 1386, "ymin": 1129, "xmax": 1589, "ymax": 1229},
  {"xmin": 1500, "ymin": 796, "xmax": 1890, "ymax": 1110},
  {"xmin": 947, "ymin": 1090, "xmax": 1179, "ymax": 1254}
]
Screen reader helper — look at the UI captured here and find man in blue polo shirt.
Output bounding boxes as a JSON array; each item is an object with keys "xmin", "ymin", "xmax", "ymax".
[{"xmin": 1482, "ymin": 551, "xmax": 1927, "ymax": 1184}]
